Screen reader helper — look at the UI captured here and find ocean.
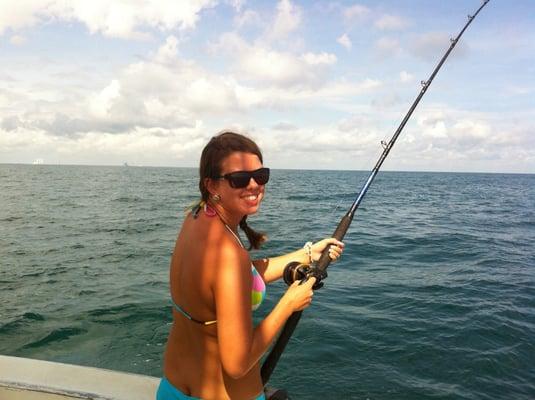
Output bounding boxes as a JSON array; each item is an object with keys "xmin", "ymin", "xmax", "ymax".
[{"xmin": 1, "ymin": 164, "xmax": 534, "ymax": 399}]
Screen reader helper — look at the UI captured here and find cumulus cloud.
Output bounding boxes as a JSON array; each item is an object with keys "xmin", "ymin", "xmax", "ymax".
[
  {"xmin": 415, "ymin": 108, "xmax": 505, "ymax": 154},
  {"xmin": 408, "ymin": 32, "xmax": 468, "ymax": 62},
  {"xmin": 505, "ymin": 85, "xmax": 533, "ymax": 96},
  {"xmin": 418, "ymin": 115, "xmax": 448, "ymax": 138},
  {"xmin": 214, "ymin": 33, "xmax": 337, "ymax": 88},
  {"xmin": 409, "ymin": 32, "xmax": 448, "ymax": 61},
  {"xmin": 0, "ymin": 123, "xmax": 210, "ymax": 165},
  {"xmin": 272, "ymin": 121, "xmax": 298, "ymax": 131},
  {"xmin": 337, "ymin": 33, "xmax": 352, "ymax": 50},
  {"xmin": 234, "ymin": 9, "xmax": 261, "ymax": 28},
  {"xmin": 399, "ymin": 71, "xmax": 413, "ymax": 83},
  {"xmin": 371, "ymin": 93, "xmax": 402, "ymax": 109},
  {"xmin": 1, "ymin": 30, "xmax": 374, "ymax": 147},
  {"xmin": 9, "ymin": 35, "xmax": 27, "ymax": 45},
  {"xmin": 268, "ymin": 0, "xmax": 301, "ymax": 40},
  {"xmin": 1, "ymin": 36, "xmax": 239, "ymax": 139},
  {"xmin": 264, "ymin": 124, "xmax": 380, "ymax": 159},
  {"xmin": 0, "ymin": 0, "xmax": 217, "ymax": 39},
  {"xmin": 3, "ymin": 1, "xmax": 527, "ymax": 172},
  {"xmin": 375, "ymin": 14, "xmax": 410, "ymax": 31},
  {"xmin": 375, "ymin": 37, "xmax": 401, "ymax": 57},
  {"xmin": 343, "ymin": 4, "xmax": 370, "ymax": 22},
  {"xmin": 225, "ymin": 0, "xmax": 246, "ymax": 12},
  {"xmin": 301, "ymin": 52, "xmax": 337, "ymax": 65},
  {"xmin": 1, "ymin": 115, "xmax": 23, "ymax": 131}
]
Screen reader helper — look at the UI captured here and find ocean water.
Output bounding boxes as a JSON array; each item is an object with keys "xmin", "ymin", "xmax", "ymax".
[{"xmin": 1, "ymin": 164, "xmax": 534, "ymax": 400}]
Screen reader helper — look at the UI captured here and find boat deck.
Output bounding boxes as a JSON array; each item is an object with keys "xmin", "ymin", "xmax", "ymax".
[{"xmin": 0, "ymin": 355, "xmax": 159, "ymax": 400}]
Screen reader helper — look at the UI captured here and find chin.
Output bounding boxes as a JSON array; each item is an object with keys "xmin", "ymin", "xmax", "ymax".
[
  {"xmin": 240, "ymin": 195, "xmax": 263, "ymax": 216},
  {"xmin": 245, "ymin": 204, "xmax": 260, "ymax": 215}
]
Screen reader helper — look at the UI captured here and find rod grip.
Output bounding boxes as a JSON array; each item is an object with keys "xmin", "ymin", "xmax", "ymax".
[{"xmin": 316, "ymin": 213, "xmax": 353, "ymax": 272}]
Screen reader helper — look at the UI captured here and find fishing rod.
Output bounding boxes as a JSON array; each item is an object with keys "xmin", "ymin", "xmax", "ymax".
[{"xmin": 261, "ymin": 0, "xmax": 490, "ymax": 389}]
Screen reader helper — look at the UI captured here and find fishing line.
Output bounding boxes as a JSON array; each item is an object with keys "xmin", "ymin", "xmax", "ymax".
[{"xmin": 261, "ymin": 0, "xmax": 491, "ymax": 393}]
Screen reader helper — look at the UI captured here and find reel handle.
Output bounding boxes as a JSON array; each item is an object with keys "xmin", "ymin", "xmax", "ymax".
[{"xmin": 282, "ymin": 261, "xmax": 325, "ymax": 289}]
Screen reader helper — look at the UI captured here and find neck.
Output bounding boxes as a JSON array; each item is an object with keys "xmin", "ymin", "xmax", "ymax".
[{"xmin": 208, "ymin": 201, "xmax": 243, "ymax": 230}]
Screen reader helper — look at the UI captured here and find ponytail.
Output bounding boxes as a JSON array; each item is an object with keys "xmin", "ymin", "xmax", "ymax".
[{"xmin": 239, "ymin": 216, "xmax": 267, "ymax": 250}]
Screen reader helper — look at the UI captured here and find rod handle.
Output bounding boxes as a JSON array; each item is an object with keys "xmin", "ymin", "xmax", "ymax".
[{"xmin": 315, "ymin": 212, "xmax": 353, "ymax": 272}]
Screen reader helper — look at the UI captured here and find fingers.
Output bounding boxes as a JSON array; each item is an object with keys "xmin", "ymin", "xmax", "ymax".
[
  {"xmin": 303, "ymin": 276, "xmax": 316, "ymax": 288},
  {"xmin": 291, "ymin": 276, "xmax": 316, "ymax": 287},
  {"xmin": 287, "ymin": 276, "xmax": 316, "ymax": 312},
  {"xmin": 327, "ymin": 239, "xmax": 344, "ymax": 261},
  {"xmin": 325, "ymin": 237, "xmax": 344, "ymax": 247}
]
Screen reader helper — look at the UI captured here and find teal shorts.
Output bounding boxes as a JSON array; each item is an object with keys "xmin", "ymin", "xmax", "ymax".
[{"xmin": 156, "ymin": 377, "xmax": 266, "ymax": 400}]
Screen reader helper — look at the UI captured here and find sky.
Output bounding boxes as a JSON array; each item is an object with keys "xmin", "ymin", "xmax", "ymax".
[{"xmin": 0, "ymin": 0, "xmax": 533, "ymax": 173}]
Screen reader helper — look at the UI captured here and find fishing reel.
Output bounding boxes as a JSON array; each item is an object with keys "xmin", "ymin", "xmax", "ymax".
[{"xmin": 283, "ymin": 261, "xmax": 327, "ymax": 290}]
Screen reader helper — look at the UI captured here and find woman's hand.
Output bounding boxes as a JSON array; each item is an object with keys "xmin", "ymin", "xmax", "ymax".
[
  {"xmin": 310, "ymin": 238, "xmax": 344, "ymax": 263},
  {"xmin": 282, "ymin": 277, "xmax": 316, "ymax": 312}
]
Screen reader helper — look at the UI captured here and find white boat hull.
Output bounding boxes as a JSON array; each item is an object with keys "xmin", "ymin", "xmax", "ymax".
[{"xmin": 0, "ymin": 355, "xmax": 159, "ymax": 400}]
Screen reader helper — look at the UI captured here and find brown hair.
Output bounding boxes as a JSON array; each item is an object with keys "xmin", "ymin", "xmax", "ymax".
[{"xmin": 199, "ymin": 131, "xmax": 267, "ymax": 250}]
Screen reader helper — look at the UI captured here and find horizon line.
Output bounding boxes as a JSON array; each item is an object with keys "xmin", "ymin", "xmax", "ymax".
[{"xmin": 1, "ymin": 162, "xmax": 533, "ymax": 175}]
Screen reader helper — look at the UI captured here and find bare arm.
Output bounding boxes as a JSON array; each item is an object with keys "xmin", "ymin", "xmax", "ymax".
[
  {"xmin": 214, "ymin": 242, "xmax": 315, "ymax": 379},
  {"xmin": 252, "ymin": 249, "xmax": 308, "ymax": 283},
  {"xmin": 253, "ymin": 238, "xmax": 344, "ymax": 283}
]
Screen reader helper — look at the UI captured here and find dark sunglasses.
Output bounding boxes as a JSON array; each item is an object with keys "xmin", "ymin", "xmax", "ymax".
[{"xmin": 213, "ymin": 167, "xmax": 270, "ymax": 189}]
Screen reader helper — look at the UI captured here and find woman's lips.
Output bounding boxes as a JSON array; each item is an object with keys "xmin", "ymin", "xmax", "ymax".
[{"xmin": 242, "ymin": 193, "xmax": 260, "ymax": 206}]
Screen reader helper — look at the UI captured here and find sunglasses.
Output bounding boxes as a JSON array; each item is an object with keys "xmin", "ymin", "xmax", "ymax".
[{"xmin": 213, "ymin": 167, "xmax": 270, "ymax": 189}]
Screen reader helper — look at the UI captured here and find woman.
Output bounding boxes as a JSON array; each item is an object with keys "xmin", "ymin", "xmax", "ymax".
[{"xmin": 159, "ymin": 132, "xmax": 344, "ymax": 400}]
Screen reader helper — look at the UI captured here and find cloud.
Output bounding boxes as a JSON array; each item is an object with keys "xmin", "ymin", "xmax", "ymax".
[
  {"xmin": 272, "ymin": 122, "xmax": 297, "ymax": 131},
  {"xmin": 375, "ymin": 37, "xmax": 401, "ymax": 57},
  {"xmin": 264, "ymin": 125, "xmax": 380, "ymax": 157},
  {"xmin": 225, "ymin": 0, "xmax": 246, "ymax": 12},
  {"xmin": 418, "ymin": 115, "xmax": 448, "ymax": 138},
  {"xmin": 414, "ymin": 108, "xmax": 522, "ymax": 154},
  {"xmin": 1, "ymin": 115, "xmax": 23, "ymax": 131},
  {"xmin": 408, "ymin": 32, "xmax": 468, "ymax": 62},
  {"xmin": 268, "ymin": 0, "xmax": 301, "ymax": 40},
  {"xmin": 2, "ymin": 30, "xmax": 378, "ymax": 147},
  {"xmin": 399, "ymin": 71, "xmax": 413, "ymax": 83},
  {"xmin": 343, "ymin": 4, "xmax": 370, "ymax": 22},
  {"xmin": 371, "ymin": 93, "xmax": 402, "ymax": 109},
  {"xmin": 374, "ymin": 14, "xmax": 410, "ymax": 31},
  {"xmin": 234, "ymin": 9, "xmax": 261, "ymax": 28},
  {"xmin": 505, "ymin": 85, "xmax": 533, "ymax": 96},
  {"xmin": 1, "ymin": 35, "xmax": 242, "ymax": 138},
  {"xmin": 301, "ymin": 52, "xmax": 337, "ymax": 66},
  {"xmin": 337, "ymin": 33, "xmax": 352, "ymax": 50},
  {"xmin": 0, "ymin": 1, "xmax": 43, "ymax": 34},
  {"xmin": 0, "ymin": 0, "xmax": 217, "ymax": 39},
  {"xmin": 214, "ymin": 33, "xmax": 337, "ymax": 88},
  {"xmin": 0, "ymin": 123, "xmax": 210, "ymax": 165},
  {"xmin": 9, "ymin": 35, "xmax": 27, "ymax": 45}
]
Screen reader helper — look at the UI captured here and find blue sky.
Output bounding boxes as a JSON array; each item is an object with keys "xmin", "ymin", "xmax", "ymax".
[{"xmin": 0, "ymin": 0, "xmax": 533, "ymax": 172}]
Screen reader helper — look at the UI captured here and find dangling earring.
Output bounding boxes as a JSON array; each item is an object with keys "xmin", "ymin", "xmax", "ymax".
[{"xmin": 213, "ymin": 194, "xmax": 221, "ymax": 202}]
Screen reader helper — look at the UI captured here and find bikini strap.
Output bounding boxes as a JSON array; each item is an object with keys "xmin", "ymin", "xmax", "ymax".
[{"xmin": 172, "ymin": 301, "xmax": 217, "ymax": 326}]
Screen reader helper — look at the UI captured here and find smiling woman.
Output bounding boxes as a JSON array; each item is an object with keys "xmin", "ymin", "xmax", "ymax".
[{"xmin": 159, "ymin": 132, "xmax": 343, "ymax": 400}]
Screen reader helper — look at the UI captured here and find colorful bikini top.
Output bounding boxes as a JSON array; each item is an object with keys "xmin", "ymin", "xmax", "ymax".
[{"xmin": 172, "ymin": 203, "xmax": 266, "ymax": 326}]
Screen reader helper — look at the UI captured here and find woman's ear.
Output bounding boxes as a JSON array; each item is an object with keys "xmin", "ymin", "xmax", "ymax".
[{"xmin": 205, "ymin": 177, "xmax": 219, "ymax": 196}]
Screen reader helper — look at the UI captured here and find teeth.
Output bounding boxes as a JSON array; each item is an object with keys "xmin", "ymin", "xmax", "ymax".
[{"xmin": 245, "ymin": 195, "xmax": 257, "ymax": 200}]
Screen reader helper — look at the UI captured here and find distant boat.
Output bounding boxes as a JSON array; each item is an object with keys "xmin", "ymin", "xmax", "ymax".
[
  {"xmin": 32, "ymin": 159, "xmax": 44, "ymax": 165},
  {"xmin": 123, "ymin": 162, "xmax": 129, "ymax": 167}
]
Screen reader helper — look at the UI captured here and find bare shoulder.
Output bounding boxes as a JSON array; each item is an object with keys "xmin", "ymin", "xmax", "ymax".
[
  {"xmin": 213, "ymin": 234, "xmax": 250, "ymax": 277},
  {"xmin": 206, "ymin": 233, "xmax": 250, "ymax": 288},
  {"xmin": 184, "ymin": 214, "xmax": 250, "ymax": 275}
]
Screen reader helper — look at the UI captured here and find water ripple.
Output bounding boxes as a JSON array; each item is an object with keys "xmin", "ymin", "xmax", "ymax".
[{"xmin": 1, "ymin": 166, "xmax": 534, "ymax": 399}]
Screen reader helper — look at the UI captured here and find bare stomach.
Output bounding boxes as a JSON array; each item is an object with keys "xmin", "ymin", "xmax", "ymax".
[{"xmin": 163, "ymin": 317, "xmax": 263, "ymax": 400}]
